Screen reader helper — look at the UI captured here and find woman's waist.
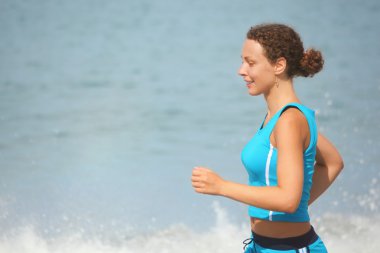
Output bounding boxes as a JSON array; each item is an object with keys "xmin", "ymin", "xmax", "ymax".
[{"xmin": 250, "ymin": 217, "xmax": 311, "ymax": 238}]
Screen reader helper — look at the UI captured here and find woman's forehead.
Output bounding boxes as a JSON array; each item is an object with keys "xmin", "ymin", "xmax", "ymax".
[{"xmin": 242, "ymin": 39, "xmax": 265, "ymax": 58}]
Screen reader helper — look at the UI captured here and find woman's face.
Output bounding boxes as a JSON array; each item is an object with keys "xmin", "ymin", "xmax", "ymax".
[{"xmin": 238, "ymin": 39, "xmax": 276, "ymax": 96}]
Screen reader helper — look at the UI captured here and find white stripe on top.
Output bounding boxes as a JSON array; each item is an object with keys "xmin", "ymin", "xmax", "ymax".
[
  {"xmin": 265, "ymin": 144, "xmax": 273, "ymax": 186},
  {"xmin": 265, "ymin": 144, "xmax": 274, "ymax": 221}
]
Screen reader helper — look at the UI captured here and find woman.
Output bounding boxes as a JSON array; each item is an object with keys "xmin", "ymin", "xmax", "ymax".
[{"xmin": 191, "ymin": 23, "xmax": 344, "ymax": 253}]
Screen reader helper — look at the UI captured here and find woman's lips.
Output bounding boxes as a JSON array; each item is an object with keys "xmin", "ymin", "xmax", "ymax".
[{"xmin": 246, "ymin": 81, "xmax": 254, "ymax": 87}]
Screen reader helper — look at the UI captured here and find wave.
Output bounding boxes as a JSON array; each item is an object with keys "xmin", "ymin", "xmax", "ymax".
[{"xmin": 0, "ymin": 202, "xmax": 379, "ymax": 253}]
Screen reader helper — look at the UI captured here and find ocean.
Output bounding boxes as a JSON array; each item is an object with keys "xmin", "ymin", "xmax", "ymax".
[{"xmin": 0, "ymin": 0, "xmax": 379, "ymax": 252}]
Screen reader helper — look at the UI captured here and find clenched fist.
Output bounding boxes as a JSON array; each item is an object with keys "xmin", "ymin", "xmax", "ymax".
[{"xmin": 191, "ymin": 166, "xmax": 225, "ymax": 195}]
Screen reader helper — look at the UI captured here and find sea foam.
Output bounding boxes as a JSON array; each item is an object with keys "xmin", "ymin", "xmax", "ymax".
[{"xmin": 0, "ymin": 202, "xmax": 379, "ymax": 253}]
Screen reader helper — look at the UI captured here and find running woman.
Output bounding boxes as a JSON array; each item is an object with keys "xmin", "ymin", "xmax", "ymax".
[{"xmin": 191, "ymin": 23, "xmax": 344, "ymax": 253}]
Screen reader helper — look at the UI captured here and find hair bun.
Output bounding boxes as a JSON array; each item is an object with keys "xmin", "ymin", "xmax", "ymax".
[{"xmin": 298, "ymin": 49, "xmax": 324, "ymax": 77}]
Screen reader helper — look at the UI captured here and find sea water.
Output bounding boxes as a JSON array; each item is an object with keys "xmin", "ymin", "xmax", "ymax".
[{"xmin": 0, "ymin": 0, "xmax": 379, "ymax": 252}]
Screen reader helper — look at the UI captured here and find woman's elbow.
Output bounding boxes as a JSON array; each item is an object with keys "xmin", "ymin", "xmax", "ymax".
[
  {"xmin": 280, "ymin": 197, "xmax": 301, "ymax": 214},
  {"xmin": 283, "ymin": 203, "xmax": 299, "ymax": 214}
]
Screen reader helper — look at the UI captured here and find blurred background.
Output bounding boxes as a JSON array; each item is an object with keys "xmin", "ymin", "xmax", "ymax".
[{"xmin": 0, "ymin": 0, "xmax": 379, "ymax": 252}]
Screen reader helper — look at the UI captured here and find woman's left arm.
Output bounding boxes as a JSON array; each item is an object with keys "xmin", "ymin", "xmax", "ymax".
[{"xmin": 308, "ymin": 133, "xmax": 344, "ymax": 205}]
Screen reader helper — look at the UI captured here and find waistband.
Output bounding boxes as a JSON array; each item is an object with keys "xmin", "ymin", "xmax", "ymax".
[{"xmin": 252, "ymin": 226, "xmax": 319, "ymax": 250}]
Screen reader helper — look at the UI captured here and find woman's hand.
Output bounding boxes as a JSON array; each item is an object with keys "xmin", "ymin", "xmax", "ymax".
[{"xmin": 191, "ymin": 167, "xmax": 225, "ymax": 195}]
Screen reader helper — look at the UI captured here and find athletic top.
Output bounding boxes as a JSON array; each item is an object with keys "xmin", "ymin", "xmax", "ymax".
[{"xmin": 241, "ymin": 103, "xmax": 318, "ymax": 222}]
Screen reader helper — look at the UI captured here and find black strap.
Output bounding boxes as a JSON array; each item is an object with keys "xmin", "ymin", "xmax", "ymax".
[
  {"xmin": 243, "ymin": 237, "xmax": 253, "ymax": 250},
  {"xmin": 252, "ymin": 226, "xmax": 318, "ymax": 250}
]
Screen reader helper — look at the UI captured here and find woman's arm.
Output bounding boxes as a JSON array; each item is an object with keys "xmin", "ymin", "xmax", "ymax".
[
  {"xmin": 308, "ymin": 133, "xmax": 344, "ymax": 205},
  {"xmin": 191, "ymin": 109, "xmax": 306, "ymax": 213}
]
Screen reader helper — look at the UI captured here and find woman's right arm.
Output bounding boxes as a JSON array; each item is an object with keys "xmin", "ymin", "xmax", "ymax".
[{"xmin": 309, "ymin": 133, "xmax": 344, "ymax": 205}]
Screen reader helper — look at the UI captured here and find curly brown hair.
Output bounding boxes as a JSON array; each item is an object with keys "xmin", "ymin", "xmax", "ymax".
[{"xmin": 247, "ymin": 24, "xmax": 324, "ymax": 78}]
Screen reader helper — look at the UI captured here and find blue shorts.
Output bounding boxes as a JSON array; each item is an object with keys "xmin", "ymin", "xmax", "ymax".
[{"xmin": 243, "ymin": 226, "xmax": 328, "ymax": 253}]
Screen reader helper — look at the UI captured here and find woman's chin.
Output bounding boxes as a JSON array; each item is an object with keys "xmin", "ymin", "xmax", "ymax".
[{"xmin": 247, "ymin": 89, "xmax": 261, "ymax": 96}]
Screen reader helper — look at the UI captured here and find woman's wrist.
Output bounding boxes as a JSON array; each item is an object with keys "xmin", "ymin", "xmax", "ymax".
[{"xmin": 218, "ymin": 179, "xmax": 230, "ymax": 197}]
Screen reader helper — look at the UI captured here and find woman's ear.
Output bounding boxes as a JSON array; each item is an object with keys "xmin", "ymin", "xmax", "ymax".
[{"xmin": 274, "ymin": 57, "xmax": 287, "ymax": 75}]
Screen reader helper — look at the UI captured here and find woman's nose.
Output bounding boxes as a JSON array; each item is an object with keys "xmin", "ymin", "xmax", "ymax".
[{"xmin": 238, "ymin": 64, "xmax": 246, "ymax": 77}]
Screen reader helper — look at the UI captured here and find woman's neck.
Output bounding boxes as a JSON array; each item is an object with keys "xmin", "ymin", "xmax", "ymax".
[{"xmin": 264, "ymin": 78, "xmax": 301, "ymax": 117}]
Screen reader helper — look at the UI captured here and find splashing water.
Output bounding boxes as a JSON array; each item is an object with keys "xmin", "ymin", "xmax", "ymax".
[{"xmin": 0, "ymin": 202, "xmax": 379, "ymax": 253}]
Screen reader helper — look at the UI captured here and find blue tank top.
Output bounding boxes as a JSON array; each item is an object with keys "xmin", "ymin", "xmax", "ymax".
[{"xmin": 241, "ymin": 103, "xmax": 318, "ymax": 222}]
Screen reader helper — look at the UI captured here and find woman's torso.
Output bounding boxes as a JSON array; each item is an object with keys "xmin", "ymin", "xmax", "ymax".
[{"xmin": 242, "ymin": 103, "xmax": 318, "ymax": 238}]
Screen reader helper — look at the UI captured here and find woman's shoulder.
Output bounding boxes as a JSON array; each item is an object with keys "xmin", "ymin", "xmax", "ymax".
[
  {"xmin": 273, "ymin": 106, "xmax": 310, "ymax": 145},
  {"xmin": 277, "ymin": 107, "xmax": 309, "ymax": 129}
]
